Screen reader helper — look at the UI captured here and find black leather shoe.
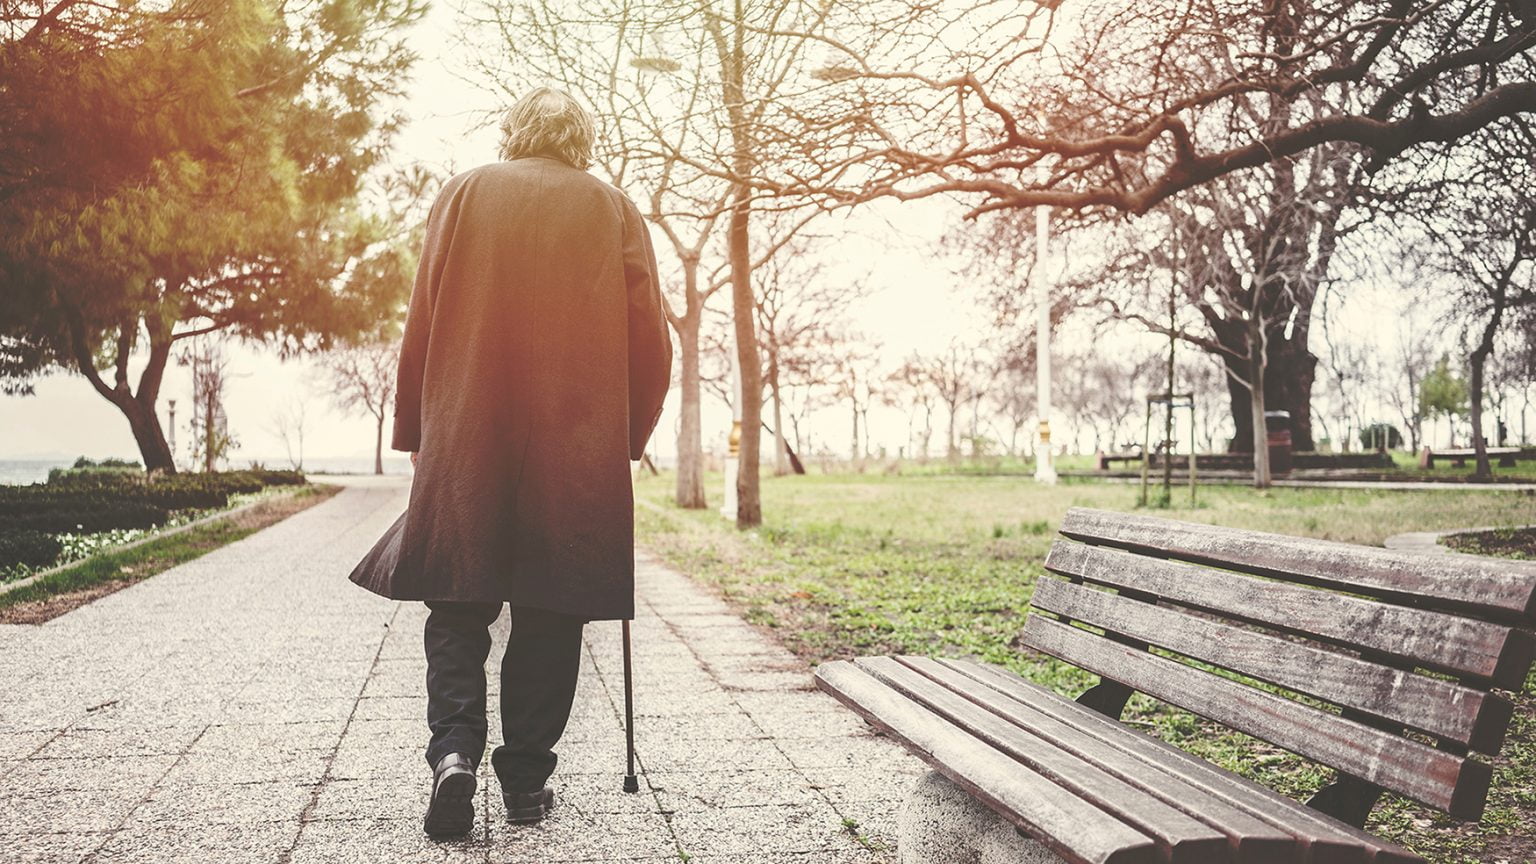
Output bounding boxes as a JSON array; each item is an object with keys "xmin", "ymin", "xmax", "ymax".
[
  {"xmin": 424, "ymin": 753, "xmax": 477, "ymax": 837},
  {"xmin": 503, "ymin": 786, "xmax": 555, "ymax": 825}
]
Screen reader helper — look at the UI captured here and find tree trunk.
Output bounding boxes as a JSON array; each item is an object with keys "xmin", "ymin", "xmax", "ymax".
[
  {"xmin": 946, "ymin": 402, "xmax": 959, "ymax": 461},
  {"xmin": 1217, "ymin": 318, "xmax": 1316, "ymax": 454},
  {"xmin": 850, "ymin": 394, "xmax": 860, "ymax": 461},
  {"xmin": 1248, "ymin": 345, "xmax": 1272, "ymax": 489},
  {"xmin": 709, "ymin": 0, "xmax": 762, "ymax": 528},
  {"xmin": 726, "ymin": 190, "xmax": 762, "ymax": 526},
  {"xmin": 123, "ymin": 397, "xmax": 175, "ymax": 473},
  {"xmin": 67, "ymin": 312, "xmax": 177, "ymax": 473},
  {"xmin": 771, "ymin": 372, "xmax": 789, "ymax": 476},
  {"xmin": 674, "ymin": 307, "xmax": 706, "ymax": 508},
  {"xmin": 1469, "ymin": 295, "xmax": 1507, "ymax": 480},
  {"xmin": 374, "ymin": 415, "xmax": 385, "ymax": 475}
]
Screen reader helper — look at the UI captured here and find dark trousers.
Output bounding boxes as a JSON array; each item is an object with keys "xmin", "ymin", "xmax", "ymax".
[{"xmin": 423, "ymin": 602, "xmax": 586, "ymax": 792}]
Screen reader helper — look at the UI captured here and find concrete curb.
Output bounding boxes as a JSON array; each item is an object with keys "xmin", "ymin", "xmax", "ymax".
[
  {"xmin": 1383, "ymin": 524, "xmax": 1536, "ymax": 558},
  {"xmin": 0, "ymin": 485, "xmax": 309, "ymax": 598}
]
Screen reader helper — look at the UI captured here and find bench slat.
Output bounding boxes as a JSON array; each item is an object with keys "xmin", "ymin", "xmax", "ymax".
[
  {"xmin": 1046, "ymin": 540, "xmax": 1534, "ymax": 689},
  {"xmin": 940, "ymin": 658, "xmax": 1423, "ymax": 864},
  {"xmin": 882, "ymin": 656, "xmax": 1297, "ymax": 864},
  {"xmin": 814, "ymin": 660, "xmax": 1161, "ymax": 864},
  {"xmin": 1030, "ymin": 577, "xmax": 1515, "ymax": 753},
  {"xmin": 1020, "ymin": 616, "xmax": 1493, "ymax": 819},
  {"xmin": 1058, "ymin": 507, "xmax": 1536, "ymax": 625},
  {"xmin": 852, "ymin": 656, "xmax": 1236, "ymax": 863}
]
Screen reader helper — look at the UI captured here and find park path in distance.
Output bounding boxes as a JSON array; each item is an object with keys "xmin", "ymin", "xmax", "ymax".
[{"xmin": 0, "ymin": 475, "xmax": 917, "ymax": 863}]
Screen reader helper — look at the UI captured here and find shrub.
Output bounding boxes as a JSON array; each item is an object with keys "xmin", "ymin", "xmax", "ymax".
[
  {"xmin": 0, "ymin": 500, "xmax": 169, "ymax": 533},
  {"xmin": 1358, "ymin": 423, "xmax": 1403, "ymax": 451},
  {"xmin": 0, "ymin": 469, "xmax": 306, "ymax": 537},
  {"xmin": 72, "ymin": 456, "xmax": 143, "ymax": 469},
  {"xmin": 0, "ymin": 530, "xmax": 62, "ymax": 569},
  {"xmin": 49, "ymin": 465, "xmax": 144, "ymax": 484}
]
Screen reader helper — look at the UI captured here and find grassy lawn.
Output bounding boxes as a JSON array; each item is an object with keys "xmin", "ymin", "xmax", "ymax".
[{"xmin": 634, "ymin": 471, "xmax": 1536, "ymax": 864}]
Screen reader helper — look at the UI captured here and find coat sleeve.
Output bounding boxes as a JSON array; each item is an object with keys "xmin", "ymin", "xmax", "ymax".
[
  {"xmin": 391, "ymin": 191, "xmax": 452, "ymax": 453},
  {"xmin": 621, "ymin": 195, "xmax": 673, "ymax": 461}
]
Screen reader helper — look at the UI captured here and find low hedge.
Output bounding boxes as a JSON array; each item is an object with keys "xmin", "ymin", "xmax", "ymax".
[
  {"xmin": 0, "ymin": 530, "xmax": 62, "ymax": 569},
  {"xmin": 0, "ymin": 468, "xmax": 308, "ymax": 567},
  {"xmin": 0, "ymin": 500, "xmax": 169, "ymax": 534}
]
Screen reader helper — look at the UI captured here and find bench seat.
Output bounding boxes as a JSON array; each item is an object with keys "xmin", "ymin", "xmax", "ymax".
[{"xmin": 820, "ymin": 655, "xmax": 1419, "ymax": 864}]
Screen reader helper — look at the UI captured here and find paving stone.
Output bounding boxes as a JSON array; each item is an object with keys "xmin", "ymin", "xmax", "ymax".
[
  {"xmin": 1, "ymin": 830, "xmax": 112, "ymax": 864},
  {"xmin": 669, "ymin": 802, "xmax": 850, "ymax": 855},
  {"xmin": 288, "ymin": 817, "xmax": 486, "ymax": 863},
  {"xmin": 307, "ymin": 776, "xmax": 431, "ymax": 821},
  {"xmin": 328, "ymin": 739, "xmax": 422, "ymax": 780},
  {"xmin": 91, "ymin": 822, "xmax": 300, "ymax": 863},
  {"xmin": 775, "ymin": 735, "xmax": 914, "ymax": 771},
  {"xmin": 32, "ymin": 725, "xmax": 204, "ymax": 760},
  {"xmin": 350, "ymin": 696, "xmax": 426, "ymax": 722},
  {"xmin": 647, "ymin": 769, "xmax": 829, "ymax": 811},
  {"xmin": 0, "ymin": 785, "xmax": 147, "ymax": 833},
  {"xmin": 191, "ymin": 721, "xmax": 347, "ymax": 754},
  {"xmin": 636, "ymin": 735, "xmax": 797, "ymax": 773},
  {"xmin": 7, "ymin": 755, "xmax": 176, "ymax": 793},
  {"xmin": 485, "ymin": 809, "xmax": 676, "ymax": 861},
  {"xmin": 159, "ymin": 745, "xmax": 330, "ymax": 786},
  {"xmin": 132, "ymin": 779, "xmax": 314, "ymax": 825},
  {"xmin": 0, "ymin": 729, "xmax": 58, "ymax": 760}
]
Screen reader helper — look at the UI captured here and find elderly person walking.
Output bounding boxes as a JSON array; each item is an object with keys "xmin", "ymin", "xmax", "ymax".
[{"xmin": 349, "ymin": 87, "xmax": 672, "ymax": 837}]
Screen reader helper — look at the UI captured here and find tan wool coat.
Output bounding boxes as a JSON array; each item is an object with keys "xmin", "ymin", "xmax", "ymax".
[{"xmin": 349, "ymin": 156, "xmax": 673, "ymax": 620}]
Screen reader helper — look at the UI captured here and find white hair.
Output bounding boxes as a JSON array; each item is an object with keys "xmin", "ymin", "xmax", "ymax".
[{"xmin": 497, "ymin": 87, "xmax": 596, "ymax": 170}]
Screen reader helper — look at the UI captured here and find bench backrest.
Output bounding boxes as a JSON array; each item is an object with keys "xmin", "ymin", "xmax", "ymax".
[{"xmin": 1024, "ymin": 507, "xmax": 1536, "ymax": 824}]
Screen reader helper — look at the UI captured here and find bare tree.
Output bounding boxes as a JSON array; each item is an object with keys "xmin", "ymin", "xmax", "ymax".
[
  {"xmin": 1407, "ymin": 130, "xmax": 1536, "ymax": 478},
  {"xmin": 321, "ymin": 339, "xmax": 400, "ymax": 475},
  {"xmin": 473, "ymin": 0, "xmax": 849, "ymax": 526},
  {"xmin": 268, "ymin": 398, "xmax": 309, "ymax": 470},
  {"xmin": 756, "ymin": 233, "xmax": 867, "ymax": 474},
  {"xmin": 181, "ymin": 336, "xmax": 237, "ymax": 473},
  {"xmin": 888, "ymin": 356, "xmax": 938, "ymax": 461},
  {"xmin": 801, "ymin": 2, "xmax": 1536, "ymax": 216},
  {"xmin": 917, "ymin": 342, "xmax": 980, "ymax": 463}
]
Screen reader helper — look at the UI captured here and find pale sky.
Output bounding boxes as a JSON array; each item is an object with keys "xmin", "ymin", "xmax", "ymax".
[
  {"xmin": 0, "ymin": 3, "xmax": 986, "ymax": 466},
  {"xmin": 0, "ymin": 3, "xmax": 1495, "ymax": 468}
]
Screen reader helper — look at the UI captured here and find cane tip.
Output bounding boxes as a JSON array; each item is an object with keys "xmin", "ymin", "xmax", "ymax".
[{"xmin": 623, "ymin": 775, "xmax": 640, "ymax": 793}]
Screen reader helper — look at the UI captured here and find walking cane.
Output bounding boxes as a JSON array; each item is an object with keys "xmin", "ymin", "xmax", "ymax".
[{"xmin": 622, "ymin": 619, "xmax": 639, "ymax": 793}]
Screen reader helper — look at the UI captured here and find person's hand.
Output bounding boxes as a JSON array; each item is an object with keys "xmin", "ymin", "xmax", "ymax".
[{"xmin": 411, "ymin": 451, "xmax": 419, "ymax": 467}]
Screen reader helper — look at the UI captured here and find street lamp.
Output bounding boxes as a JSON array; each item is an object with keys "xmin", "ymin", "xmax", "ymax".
[{"xmin": 1033, "ymin": 158, "xmax": 1057, "ymax": 485}]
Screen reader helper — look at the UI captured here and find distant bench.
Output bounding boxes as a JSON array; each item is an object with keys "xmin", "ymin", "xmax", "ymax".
[
  {"xmin": 1419, "ymin": 447, "xmax": 1522, "ymax": 469},
  {"xmin": 1094, "ymin": 452, "xmax": 1395, "ymax": 473},
  {"xmin": 816, "ymin": 507, "xmax": 1536, "ymax": 864}
]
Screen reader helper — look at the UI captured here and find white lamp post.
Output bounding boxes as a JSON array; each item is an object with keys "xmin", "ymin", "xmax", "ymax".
[{"xmin": 1033, "ymin": 160, "xmax": 1058, "ymax": 485}]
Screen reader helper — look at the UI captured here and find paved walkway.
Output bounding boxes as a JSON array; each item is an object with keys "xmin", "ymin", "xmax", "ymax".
[{"xmin": 0, "ymin": 476, "xmax": 921, "ymax": 863}]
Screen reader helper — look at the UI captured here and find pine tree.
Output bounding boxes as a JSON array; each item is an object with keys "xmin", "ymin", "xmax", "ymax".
[{"xmin": 0, "ymin": 0, "xmax": 426, "ymax": 470}]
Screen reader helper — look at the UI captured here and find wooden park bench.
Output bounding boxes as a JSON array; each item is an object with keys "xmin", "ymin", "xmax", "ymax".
[
  {"xmin": 1095, "ymin": 451, "xmax": 1144, "ymax": 471},
  {"xmin": 1418, "ymin": 446, "xmax": 1520, "ymax": 469},
  {"xmin": 815, "ymin": 507, "xmax": 1536, "ymax": 864}
]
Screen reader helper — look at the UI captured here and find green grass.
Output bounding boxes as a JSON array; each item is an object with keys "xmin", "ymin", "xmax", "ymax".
[
  {"xmin": 0, "ymin": 484, "xmax": 338, "ymax": 613},
  {"xmin": 634, "ymin": 471, "xmax": 1536, "ymax": 863}
]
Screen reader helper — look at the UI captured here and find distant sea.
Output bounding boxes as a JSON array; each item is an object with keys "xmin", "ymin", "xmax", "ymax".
[{"xmin": 0, "ymin": 457, "xmax": 414, "ymax": 486}]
